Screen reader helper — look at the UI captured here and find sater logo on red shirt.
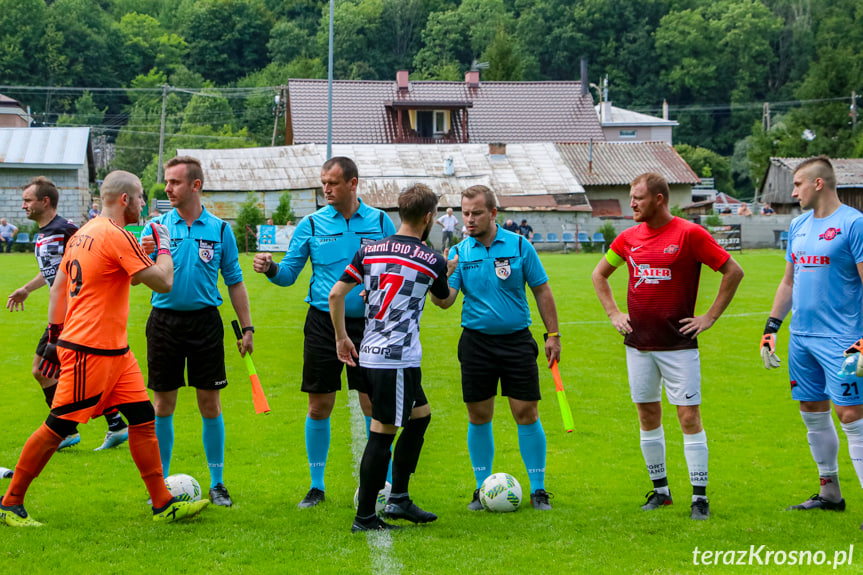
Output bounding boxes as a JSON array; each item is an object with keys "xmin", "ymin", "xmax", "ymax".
[
  {"xmin": 818, "ymin": 227, "xmax": 841, "ymax": 241},
  {"xmin": 629, "ymin": 256, "xmax": 671, "ymax": 288},
  {"xmin": 664, "ymin": 244, "xmax": 679, "ymax": 254}
]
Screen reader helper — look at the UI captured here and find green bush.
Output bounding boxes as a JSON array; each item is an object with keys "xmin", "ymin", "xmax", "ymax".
[
  {"xmin": 704, "ymin": 214, "xmax": 723, "ymax": 227},
  {"xmin": 149, "ymin": 183, "xmax": 167, "ymax": 201},
  {"xmin": 670, "ymin": 205, "xmax": 689, "ymax": 220},
  {"xmin": 234, "ymin": 193, "xmax": 265, "ymax": 252},
  {"xmin": 597, "ymin": 221, "xmax": 617, "ymax": 249},
  {"xmin": 271, "ymin": 191, "xmax": 295, "ymax": 225}
]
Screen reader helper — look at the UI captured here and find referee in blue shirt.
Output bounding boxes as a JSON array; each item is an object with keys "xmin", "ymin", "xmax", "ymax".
[
  {"xmin": 253, "ymin": 157, "xmax": 395, "ymax": 508},
  {"xmin": 142, "ymin": 156, "xmax": 254, "ymax": 508},
  {"xmin": 438, "ymin": 185, "xmax": 561, "ymax": 511}
]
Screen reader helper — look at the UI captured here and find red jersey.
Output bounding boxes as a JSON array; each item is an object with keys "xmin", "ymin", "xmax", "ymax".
[{"xmin": 609, "ymin": 217, "xmax": 729, "ymax": 351}]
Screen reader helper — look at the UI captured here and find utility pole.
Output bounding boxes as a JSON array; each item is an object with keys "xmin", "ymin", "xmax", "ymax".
[
  {"xmin": 762, "ymin": 101, "xmax": 771, "ymax": 131},
  {"xmin": 157, "ymin": 85, "xmax": 168, "ymax": 183},
  {"xmin": 852, "ymin": 91, "xmax": 858, "ymax": 129},
  {"xmin": 283, "ymin": 85, "xmax": 291, "ymax": 146},
  {"xmin": 271, "ymin": 89, "xmax": 281, "ymax": 147},
  {"xmin": 327, "ymin": 0, "xmax": 334, "ymax": 160}
]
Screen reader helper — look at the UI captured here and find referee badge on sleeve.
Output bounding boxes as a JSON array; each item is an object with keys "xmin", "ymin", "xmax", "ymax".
[
  {"xmin": 198, "ymin": 240, "xmax": 215, "ymax": 263},
  {"xmin": 494, "ymin": 258, "xmax": 511, "ymax": 280}
]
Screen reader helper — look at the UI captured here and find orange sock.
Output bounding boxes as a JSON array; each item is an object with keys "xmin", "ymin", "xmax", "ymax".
[
  {"xmin": 128, "ymin": 421, "xmax": 172, "ymax": 509},
  {"xmin": 3, "ymin": 423, "xmax": 63, "ymax": 507}
]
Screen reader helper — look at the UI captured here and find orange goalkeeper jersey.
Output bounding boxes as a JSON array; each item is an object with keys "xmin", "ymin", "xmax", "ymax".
[{"xmin": 58, "ymin": 217, "xmax": 154, "ymax": 353}]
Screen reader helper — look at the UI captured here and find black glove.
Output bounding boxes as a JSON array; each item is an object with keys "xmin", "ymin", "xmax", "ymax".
[{"xmin": 40, "ymin": 343, "xmax": 61, "ymax": 379}]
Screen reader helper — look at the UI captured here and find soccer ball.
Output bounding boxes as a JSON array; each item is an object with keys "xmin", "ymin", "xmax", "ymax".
[
  {"xmin": 165, "ymin": 473, "xmax": 202, "ymax": 502},
  {"xmin": 354, "ymin": 481, "xmax": 392, "ymax": 515},
  {"xmin": 480, "ymin": 473, "xmax": 522, "ymax": 512}
]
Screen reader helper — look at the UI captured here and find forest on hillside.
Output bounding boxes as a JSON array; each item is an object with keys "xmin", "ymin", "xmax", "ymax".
[{"xmin": 0, "ymin": 0, "xmax": 861, "ymax": 197}]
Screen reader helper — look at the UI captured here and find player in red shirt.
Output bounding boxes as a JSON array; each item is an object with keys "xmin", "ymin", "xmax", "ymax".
[
  {"xmin": 592, "ymin": 172, "xmax": 743, "ymax": 521},
  {"xmin": 0, "ymin": 170, "xmax": 209, "ymax": 527}
]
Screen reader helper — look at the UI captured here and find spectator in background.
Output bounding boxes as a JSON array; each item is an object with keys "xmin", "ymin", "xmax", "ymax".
[
  {"xmin": 0, "ymin": 218, "xmax": 18, "ymax": 253},
  {"xmin": 737, "ymin": 204, "xmax": 753, "ymax": 217},
  {"xmin": 761, "ymin": 203, "xmax": 775, "ymax": 216},
  {"xmin": 518, "ymin": 219, "xmax": 534, "ymax": 241},
  {"xmin": 88, "ymin": 202, "xmax": 100, "ymax": 220},
  {"xmin": 267, "ymin": 218, "xmax": 274, "ymax": 225},
  {"xmin": 503, "ymin": 219, "xmax": 519, "ymax": 233}
]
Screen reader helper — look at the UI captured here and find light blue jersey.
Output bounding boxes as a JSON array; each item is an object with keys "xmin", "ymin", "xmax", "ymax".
[
  {"xmin": 786, "ymin": 204, "xmax": 863, "ymax": 337},
  {"xmin": 145, "ymin": 207, "xmax": 243, "ymax": 311},
  {"xmin": 448, "ymin": 225, "xmax": 548, "ymax": 335},
  {"xmin": 267, "ymin": 200, "xmax": 395, "ymax": 317}
]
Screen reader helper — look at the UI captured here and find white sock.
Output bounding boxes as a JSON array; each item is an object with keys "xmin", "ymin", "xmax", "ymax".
[
  {"xmin": 840, "ymin": 417, "xmax": 863, "ymax": 490},
  {"xmin": 683, "ymin": 430, "xmax": 708, "ymax": 488},
  {"xmin": 640, "ymin": 426, "xmax": 666, "ymax": 483},
  {"xmin": 801, "ymin": 411, "xmax": 840, "ymax": 477}
]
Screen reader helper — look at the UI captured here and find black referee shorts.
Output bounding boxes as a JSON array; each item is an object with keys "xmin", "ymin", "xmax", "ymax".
[
  {"xmin": 458, "ymin": 327, "xmax": 541, "ymax": 403},
  {"xmin": 146, "ymin": 306, "xmax": 227, "ymax": 392},
  {"xmin": 302, "ymin": 306, "xmax": 367, "ymax": 394}
]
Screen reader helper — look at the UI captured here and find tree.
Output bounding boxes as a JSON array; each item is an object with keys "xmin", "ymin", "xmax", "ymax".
[
  {"xmin": 234, "ymin": 193, "xmax": 266, "ymax": 252},
  {"xmin": 0, "ymin": 0, "xmax": 48, "ymax": 85},
  {"xmin": 675, "ymin": 144, "xmax": 735, "ymax": 197},
  {"xmin": 46, "ymin": 0, "xmax": 124, "ymax": 87},
  {"xmin": 181, "ymin": 0, "xmax": 273, "ymax": 85},
  {"xmin": 272, "ymin": 192, "xmax": 295, "ymax": 225},
  {"xmin": 57, "ymin": 92, "xmax": 107, "ymax": 127},
  {"xmin": 482, "ymin": 26, "xmax": 525, "ymax": 81}
]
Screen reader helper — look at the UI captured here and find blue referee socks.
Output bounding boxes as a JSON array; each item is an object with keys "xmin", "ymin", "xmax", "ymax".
[
  {"xmin": 306, "ymin": 416, "xmax": 330, "ymax": 491},
  {"xmin": 202, "ymin": 414, "xmax": 225, "ymax": 489},
  {"xmin": 518, "ymin": 420, "xmax": 547, "ymax": 493},
  {"xmin": 468, "ymin": 421, "xmax": 494, "ymax": 489},
  {"xmin": 154, "ymin": 414, "xmax": 174, "ymax": 478}
]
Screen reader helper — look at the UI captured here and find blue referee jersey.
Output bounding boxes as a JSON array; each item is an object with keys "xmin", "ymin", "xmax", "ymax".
[
  {"xmin": 448, "ymin": 225, "xmax": 548, "ymax": 335},
  {"xmin": 145, "ymin": 207, "xmax": 243, "ymax": 310},
  {"xmin": 268, "ymin": 200, "xmax": 395, "ymax": 317}
]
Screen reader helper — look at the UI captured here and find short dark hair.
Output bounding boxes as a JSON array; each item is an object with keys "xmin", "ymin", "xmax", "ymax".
[
  {"xmin": 165, "ymin": 156, "xmax": 204, "ymax": 187},
  {"xmin": 462, "ymin": 185, "xmax": 497, "ymax": 211},
  {"xmin": 631, "ymin": 172, "xmax": 669, "ymax": 197},
  {"xmin": 24, "ymin": 176, "xmax": 59, "ymax": 209},
  {"xmin": 795, "ymin": 155, "xmax": 836, "ymax": 189},
  {"xmin": 398, "ymin": 183, "xmax": 438, "ymax": 224},
  {"xmin": 322, "ymin": 156, "xmax": 358, "ymax": 182}
]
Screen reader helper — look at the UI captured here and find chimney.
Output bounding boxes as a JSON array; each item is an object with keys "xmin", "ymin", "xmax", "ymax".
[
  {"xmin": 662, "ymin": 99, "xmax": 669, "ymax": 120},
  {"xmin": 601, "ymin": 100, "xmax": 612, "ymax": 123},
  {"xmin": 465, "ymin": 70, "xmax": 480, "ymax": 88},
  {"xmin": 397, "ymin": 70, "xmax": 409, "ymax": 92},
  {"xmin": 580, "ymin": 58, "xmax": 589, "ymax": 96},
  {"xmin": 489, "ymin": 142, "xmax": 506, "ymax": 157}
]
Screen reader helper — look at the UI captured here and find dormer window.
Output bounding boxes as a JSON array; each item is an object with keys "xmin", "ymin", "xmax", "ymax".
[{"xmin": 434, "ymin": 111, "xmax": 448, "ymax": 134}]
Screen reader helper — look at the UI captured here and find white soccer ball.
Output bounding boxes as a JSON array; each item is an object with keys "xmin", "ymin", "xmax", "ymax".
[
  {"xmin": 480, "ymin": 473, "xmax": 522, "ymax": 512},
  {"xmin": 165, "ymin": 473, "xmax": 202, "ymax": 502},
  {"xmin": 354, "ymin": 481, "xmax": 392, "ymax": 515}
]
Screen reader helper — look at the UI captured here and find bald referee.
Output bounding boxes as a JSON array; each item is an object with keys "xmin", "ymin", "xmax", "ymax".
[{"xmin": 437, "ymin": 184, "xmax": 560, "ymax": 511}]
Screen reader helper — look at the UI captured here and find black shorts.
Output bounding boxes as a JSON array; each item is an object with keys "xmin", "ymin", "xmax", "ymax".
[
  {"xmin": 364, "ymin": 367, "xmax": 427, "ymax": 427},
  {"xmin": 146, "ymin": 306, "xmax": 227, "ymax": 392},
  {"xmin": 458, "ymin": 328, "xmax": 541, "ymax": 403},
  {"xmin": 36, "ymin": 327, "xmax": 50, "ymax": 357},
  {"xmin": 302, "ymin": 306, "xmax": 367, "ymax": 394}
]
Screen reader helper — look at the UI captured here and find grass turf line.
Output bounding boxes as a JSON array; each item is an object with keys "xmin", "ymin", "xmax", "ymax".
[{"xmin": 0, "ymin": 250, "xmax": 860, "ymax": 574}]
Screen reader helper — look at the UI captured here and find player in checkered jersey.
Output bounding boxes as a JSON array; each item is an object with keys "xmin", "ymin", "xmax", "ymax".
[
  {"xmin": 329, "ymin": 183, "xmax": 455, "ymax": 532},
  {"xmin": 592, "ymin": 172, "xmax": 743, "ymax": 521}
]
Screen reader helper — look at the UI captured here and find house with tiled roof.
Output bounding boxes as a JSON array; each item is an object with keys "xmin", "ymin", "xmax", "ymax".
[
  {"xmin": 286, "ymin": 71, "xmax": 605, "ymax": 145},
  {"xmin": 555, "ymin": 141, "xmax": 699, "ymax": 217},
  {"xmin": 758, "ymin": 157, "xmax": 863, "ymax": 214},
  {"xmin": 595, "ymin": 101, "xmax": 678, "ymax": 145},
  {"xmin": 0, "ymin": 94, "xmax": 29, "ymax": 128}
]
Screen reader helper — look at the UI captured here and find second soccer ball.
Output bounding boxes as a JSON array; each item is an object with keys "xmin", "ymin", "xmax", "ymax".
[{"xmin": 354, "ymin": 481, "xmax": 392, "ymax": 515}]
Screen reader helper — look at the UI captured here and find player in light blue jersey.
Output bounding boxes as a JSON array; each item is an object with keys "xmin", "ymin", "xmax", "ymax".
[
  {"xmin": 253, "ymin": 157, "xmax": 395, "ymax": 508},
  {"xmin": 762, "ymin": 156, "xmax": 863, "ymax": 524}
]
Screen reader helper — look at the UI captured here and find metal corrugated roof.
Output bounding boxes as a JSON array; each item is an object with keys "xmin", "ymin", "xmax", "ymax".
[
  {"xmin": 288, "ymin": 79, "xmax": 605, "ymax": 144},
  {"xmin": 556, "ymin": 141, "xmax": 699, "ymax": 186},
  {"xmin": 176, "ymin": 144, "xmax": 323, "ymax": 191},
  {"xmin": 768, "ymin": 158, "xmax": 863, "ymax": 188},
  {"xmin": 0, "ymin": 127, "xmax": 90, "ymax": 167},
  {"xmin": 177, "ymin": 142, "xmax": 588, "ymax": 210}
]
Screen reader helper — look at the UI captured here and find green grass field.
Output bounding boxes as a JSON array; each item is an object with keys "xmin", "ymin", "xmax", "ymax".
[{"xmin": 1, "ymin": 250, "xmax": 861, "ymax": 574}]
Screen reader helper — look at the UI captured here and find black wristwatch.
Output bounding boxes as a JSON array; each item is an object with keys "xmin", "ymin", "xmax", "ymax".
[{"xmin": 242, "ymin": 326, "xmax": 255, "ymax": 334}]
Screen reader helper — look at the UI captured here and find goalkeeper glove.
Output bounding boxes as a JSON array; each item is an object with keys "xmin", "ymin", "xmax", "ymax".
[
  {"xmin": 39, "ymin": 323, "xmax": 63, "ymax": 379},
  {"xmin": 843, "ymin": 338, "xmax": 863, "ymax": 377},
  {"xmin": 150, "ymin": 222, "xmax": 172, "ymax": 256},
  {"xmin": 761, "ymin": 317, "xmax": 782, "ymax": 369}
]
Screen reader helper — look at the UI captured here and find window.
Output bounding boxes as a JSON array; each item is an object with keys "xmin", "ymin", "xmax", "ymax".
[
  {"xmin": 434, "ymin": 111, "xmax": 448, "ymax": 134},
  {"xmin": 619, "ymin": 129, "xmax": 637, "ymax": 139}
]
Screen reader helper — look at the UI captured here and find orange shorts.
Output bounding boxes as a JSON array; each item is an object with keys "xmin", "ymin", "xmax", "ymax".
[{"xmin": 51, "ymin": 348, "xmax": 150, "ymax": 424}]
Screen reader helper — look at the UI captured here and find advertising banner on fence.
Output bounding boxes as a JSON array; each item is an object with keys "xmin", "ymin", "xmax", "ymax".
[
  {"xmin": 706, "ymin": 224, "xmax": 742, "ymax": 252},
  {"xmin": 257, "ymin": 224, "xmax": 296, "ymax": 252}
]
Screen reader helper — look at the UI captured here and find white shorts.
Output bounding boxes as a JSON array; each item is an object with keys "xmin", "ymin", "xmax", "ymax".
[{"xmin": 626, "ymin": 347, "xmax": 702, "ymax": 406}]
